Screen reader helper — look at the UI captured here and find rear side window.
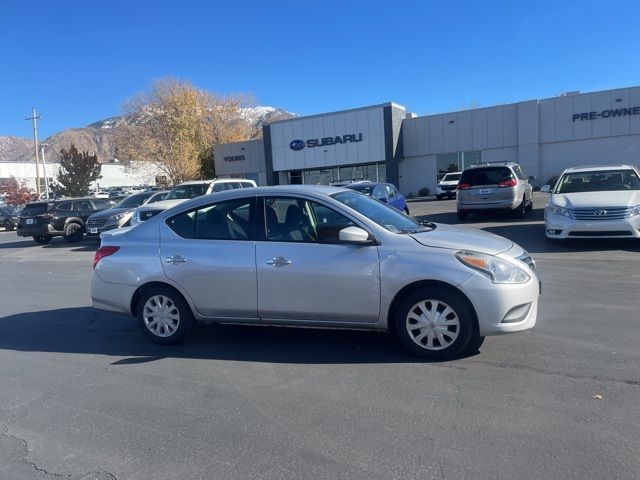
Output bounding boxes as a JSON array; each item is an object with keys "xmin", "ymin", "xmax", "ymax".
[
  {"xmin": 56, "ymin": 201, "xmax": 73, "ymax": 211},
  {"xmin": 167, "ymin": 198, "xmax": 253, "ymax": 240},
  {"xmin": 21, "ymin": 203, "xmax": 49, "ymax": 216},
  {"xmin": 460, "ymin": 167, "xmax": 514, "ymax": 187}
]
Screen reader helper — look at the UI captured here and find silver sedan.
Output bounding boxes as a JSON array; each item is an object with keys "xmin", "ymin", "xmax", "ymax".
[{"xmin": 91, "ymin": 185, "xmax": 540, "ymax": 359}]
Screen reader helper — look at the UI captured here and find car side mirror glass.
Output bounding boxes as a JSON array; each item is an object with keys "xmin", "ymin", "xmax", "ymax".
[
  {"xmin": 338, "ymin": 226, "xmax": 372, "ymax": 244},
  {"xmin": 540, "ymin": 185, "xmax": 551, "ymax": 193}
]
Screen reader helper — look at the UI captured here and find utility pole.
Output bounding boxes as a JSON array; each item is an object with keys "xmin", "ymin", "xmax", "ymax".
[
  {"xmin": 40, "ymin": 144, "xmax": 50, "ymax": 199},
  {"xmin": 25, "ymin": 108, "xmax": 42, "ymax": 197}
]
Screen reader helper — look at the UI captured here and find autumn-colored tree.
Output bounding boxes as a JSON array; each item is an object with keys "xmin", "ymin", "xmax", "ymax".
[
  {"xmin": 117, "ymin": 77, "xmax": 254, "ymax": 185},
  {"xmin": 2, "ymin": 177, "xmax": 34, "ymax": 206},
  {"xmin": 56, "ymin": 144, "xmax": 102, "ymax": 197}
]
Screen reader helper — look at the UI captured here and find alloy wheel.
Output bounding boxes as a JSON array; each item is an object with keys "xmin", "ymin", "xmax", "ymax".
[
  {"xmin": 143, "ymin": 295, "xmax": 181, "ymax": 337},
  {"xmin": 405, "ymin": 299, "xmax": 460, "ymax": 350}
]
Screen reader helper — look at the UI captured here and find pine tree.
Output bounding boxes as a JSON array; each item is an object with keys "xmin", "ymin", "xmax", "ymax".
[{"xmin": 56, "ymin": 145, "xmax": 102, "ymax": 197}]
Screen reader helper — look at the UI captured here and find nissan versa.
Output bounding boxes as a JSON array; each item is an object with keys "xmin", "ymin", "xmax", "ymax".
[{"xmin": 92, "ymin": 186, "xmax": 540, "ymax": 359}]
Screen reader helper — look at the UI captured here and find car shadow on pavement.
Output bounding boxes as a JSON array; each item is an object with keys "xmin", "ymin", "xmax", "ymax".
[{"xmin": 0, "ymin": 307, "xmax": 481, "ymax": 365}]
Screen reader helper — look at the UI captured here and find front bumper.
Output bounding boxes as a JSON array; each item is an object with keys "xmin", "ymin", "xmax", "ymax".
[
  {"xmin": 436, "ymin": 187, "xmax": 457, "ymax": 196},
  {"xmin": 545, "ymin": 212, "xmax": 640, "ymax": 239},
  {"xmin": 458, "ymin": 269, "xmax": 539, "ymax": 336}
]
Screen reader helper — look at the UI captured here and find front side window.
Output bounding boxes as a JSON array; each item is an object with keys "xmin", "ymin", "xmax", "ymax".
[
  {"xmin": 554, "ymin": 169, "xmax": 640, "ymax": 194},
  {"xmin": 166, "ymin": 184, "xmax": 208, "ymax": 200},
  {"xmin": 75, "ymin": 200, "xmax": 94, "ymax": 210},
  {"xmin": 263, "ymin": 197, "xmax": 356, "ymax": 243},
  {"xmin": 167, "ymin": 198, "xmax": 252, "ymax": 240}
]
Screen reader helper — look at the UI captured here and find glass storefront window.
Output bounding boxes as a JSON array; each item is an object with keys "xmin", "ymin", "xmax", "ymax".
[
  {"xmin": 436, "ymin": 151, "xmax": 482, "ymax": 180},
  {"xmin": 301, "ymin": 163, "xmax": 385, "ymax": 185}
]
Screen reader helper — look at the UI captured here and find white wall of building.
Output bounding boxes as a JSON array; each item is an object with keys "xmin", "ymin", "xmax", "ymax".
[
  {"xmin": 213, "ymin": 139, "xmax": 267, "ymax": 185},
  {"xmin": 0, "ymin": 162, "xmax": 160, "ymax": 190}
]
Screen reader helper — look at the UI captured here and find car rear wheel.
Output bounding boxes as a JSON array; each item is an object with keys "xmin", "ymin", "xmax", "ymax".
[
  {"xmin": 514, "ymin": 198, "xmax": 527, "ymax": 218},
  {"xmin": 457, "ymin": 211, "xmax": 468, "ymax": 220},
  {"xmin": 3, "ymin": 221, "xmax": 13, "ymax": 231},
  {"xmin": 394, "ymin": 287, "xmax": 473, "ymax": 359},
  {"xmin": 137, "ymin": 286, "xmax": 193, "ymax": 344},
  {"xmin": 33, "ymin": 235, "xmax": 52, "ymax": 245},
  {"xmin": 436, "ymin": 195, "xmax": 443, "ymax": 201},
  {"xmin": 64, "ymin": 223, "xmax": 84, "ymax": 243}
]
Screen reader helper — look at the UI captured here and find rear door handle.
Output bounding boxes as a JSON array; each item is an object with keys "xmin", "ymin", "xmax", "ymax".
[
  {"xmin": 266, "ymin": 256, "xmax": 291, "ymax": 267},
  {"xmin": 164, "ymin": 255, "xmax": 187, "ymax": 265}
]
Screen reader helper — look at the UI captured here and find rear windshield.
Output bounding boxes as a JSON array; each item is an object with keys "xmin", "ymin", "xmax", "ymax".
[
  {"xmin": 555, "ymin": 169, "xmax": 640, "ymax": 193},
  {"xmin": 167, "ymin": 184, "xmax": 208, "ymax": 200},
  {"xmin": 21, "ymin": 203, "xmax": 49, "ymax": 215},
  {"xmin": 442, "ymin": 173, "xmax": 461, "ymax": 182},
  {"xmin": 460, "ymin": 167, "xmax": 514, "ymax": 187}
]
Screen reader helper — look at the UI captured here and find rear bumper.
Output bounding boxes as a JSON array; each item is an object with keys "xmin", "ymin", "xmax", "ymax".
[
  {"xmin": 16, "ymin": 223, "xmax": 62, "ymax": 237},
  {"xmin": 457, "ymin": 198, "xmax": 519, "ymax": 212},
  {"xmin": 545, "ymin": 212, "xmax": 640, "ymax": 239},
  {"xmin": 91, "ymin": 273, "xmax": 137, "ymax": 315}
]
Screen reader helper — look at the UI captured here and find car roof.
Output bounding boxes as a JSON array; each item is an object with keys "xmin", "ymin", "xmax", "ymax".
[
  {"xmin": 562, "ymin": 165, "xmax": 637, "ymax": 173},
  {"xmin": 176, "ymin": 178, "xmax": 255, "ymax": 186},
  {"xmin": 464, "ymin": 162, "xmax": 517, "ymax": 170}
]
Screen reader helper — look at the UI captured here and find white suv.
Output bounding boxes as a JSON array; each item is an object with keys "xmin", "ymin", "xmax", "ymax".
[
  {"xmin": 436, "ymin": 172, "xmax": 462, "ymax": 200},
  {"xmin": 543, "ymin": 165, "xmax": 640, "ymax": 240},
  {"xmin": 131, "ymin": 179, "xmax": 256, "ymax": 226}
]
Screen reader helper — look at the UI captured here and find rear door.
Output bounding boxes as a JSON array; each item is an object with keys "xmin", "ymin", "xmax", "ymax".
[
  {"xmin": 159, "ymin": 196, "xmax": 258, "ymax": 319},
  {"xmin": 458, "ymin": 167, "xmax": 516, "ymax": 205}
]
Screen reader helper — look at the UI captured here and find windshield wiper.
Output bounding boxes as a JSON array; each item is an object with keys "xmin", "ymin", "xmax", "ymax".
[{"xmin": 398, "ymin": 221, "xmax": 436, "ymax": 234}]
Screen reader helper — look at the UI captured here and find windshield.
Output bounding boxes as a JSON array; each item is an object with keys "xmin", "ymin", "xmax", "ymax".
[
  {"xmin": 346, "ymin": 184, "xmax": 374, "ymax": 195},
  {"xmin": 166, "ymin": 184, "xmax": 208, "ymax": 200},
  {"xmin": 555, "ymin": 170, "xmax": 640, "ymax": 193},
  {"xmin": 114, "ymin": 193, "xmax": 152, "ymax": 209},
  {"xmin": 442, "ymin": 173, "xmax": 461, "ymax": 182},
  {"xmin": 332, "ymin": 191, "xmax": 434, "ymax": 233}
]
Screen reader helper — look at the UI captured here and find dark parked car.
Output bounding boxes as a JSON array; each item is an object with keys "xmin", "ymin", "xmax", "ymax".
[
  {"xmin": 345, "ymin": 181, "xmax": 409, "ymax": 214},
  {"xmin": 17, "ymin": 198, "xmax": 111, "ymax": 244},
  {"xmin": 86, "ymin": 190, "xmax": 167, "ymax": 239},
  {"xmin": 0, "ymin": 206, "xmax": 20, "ymax": 231}
]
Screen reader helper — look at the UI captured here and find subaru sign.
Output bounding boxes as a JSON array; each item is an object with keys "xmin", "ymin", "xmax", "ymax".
[{"xmin": 289, "ymin": 133, "xmax": 363, "ymax": 151}]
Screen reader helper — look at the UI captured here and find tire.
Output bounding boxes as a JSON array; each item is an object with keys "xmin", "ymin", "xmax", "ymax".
[
  {"xmin": 393, "ymin": 286, "xmax": 474, "ymax": 360},
  {"xmin": 137, "ymin": 286, "xmax": 194, "ymax": 344},
  {"xmin": 33, "ymin": 235, "xmax": 52, "ymax": 245},
  {"xmin": 462, "ymin": 334, "xmax": 485, "ymax": 354},
  {"xmin": 514, "ymin": 198, "xmax": 527, "ymax": 218},
  {"xmin": 457, "ymin": 211, "xmax": 468, "ymax": 220},
  {"xmin": 3, "ymin": 221, "xmax": 13, "ymax": 231},
  {"xmin": 436, "ymin": 195, "xmax": 442, "ymax": 201},
  {"xmin": 64, "ymin": 222, "xmax": 84, "ymax": 243}
]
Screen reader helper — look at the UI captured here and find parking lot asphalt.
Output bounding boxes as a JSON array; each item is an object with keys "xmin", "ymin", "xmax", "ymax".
[{"xmin": 1, "ymin": 193, "xmax": 639, "ymax": 480}]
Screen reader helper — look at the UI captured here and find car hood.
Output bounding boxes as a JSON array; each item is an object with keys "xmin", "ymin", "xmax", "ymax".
[
  {"xmin": 550, "ymin": 191, "xmax": 640, "ymax": 208},
  {"xmin": 410, "ymin": 223, "xmax": 513, "ymax": 255},
  {"xmin": 138, "ymin": 199, "xmax": 187, "ymax": 210},
  {"xmin": 89, "ymin": 207, "xmax": 131, "ymax": 219}
]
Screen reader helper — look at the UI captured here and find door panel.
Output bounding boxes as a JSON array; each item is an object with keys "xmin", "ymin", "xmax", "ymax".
[{"xmin": 159, "ymin": 198, "xmax": 258, "ymax": 319}]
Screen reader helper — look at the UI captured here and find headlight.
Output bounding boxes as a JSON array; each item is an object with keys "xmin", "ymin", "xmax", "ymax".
[
  {"xmin": 549, "ymin": 205, "xmax": 571, "ymax": 218},
  {"xmin": 455, "ymin": 250, "xmax": 530, "ymax": 284},
  {"xmin": 630, "ymin": 205, "xmax": 640, "ymax": 217},
  {"xmin": 108, "ymin": 212, "xmax": 127, "ymax": 221}
]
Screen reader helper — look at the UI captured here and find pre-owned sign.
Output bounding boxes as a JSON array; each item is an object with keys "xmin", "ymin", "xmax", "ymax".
[
  {"xmin": 289, "ymin": 133, "xmax": 363, "ymax": 150},
  {"xmin": 573, "ymin": 107, "xmax": 640, "ymax": 121}
]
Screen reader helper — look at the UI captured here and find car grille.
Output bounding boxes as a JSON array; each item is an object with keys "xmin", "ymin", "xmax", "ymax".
[
  {"xmin": 87, "ymin": 218, "xmax": 108, "ymax": 228},
  {"xmin": 440, "ymin": 185, "xmax": 456, "ymax": 191},
  {"xmin": 569, "ymin": 207, "xmax": 631, "ymax": 220},
  {"xmin": 568, "ymin": 231, "xmax": 632, "ymax": 237}
]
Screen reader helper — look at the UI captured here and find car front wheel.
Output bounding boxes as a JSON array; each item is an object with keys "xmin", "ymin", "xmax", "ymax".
[
  {"xmin": 64, "ymin": 222, "xmax": 84, "ymax": 242},
  {"xmin": 3, "ymin": 221, "xmax": 14, "ymax": 231},
  {"xmin": 137, "ymin": 286, "xmax": 193, "ymax": 344},
  {"xmin": 394, "ymin": 287, "xmax": 474, "ymax": 359}
]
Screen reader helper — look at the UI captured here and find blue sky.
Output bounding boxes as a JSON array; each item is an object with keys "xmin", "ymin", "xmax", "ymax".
[{"xmin": 1, "ymin": 0, "xmax": 639, "ymax": 138}]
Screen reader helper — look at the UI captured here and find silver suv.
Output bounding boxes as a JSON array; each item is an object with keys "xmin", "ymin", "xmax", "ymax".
[{"xmin": 456, "ymin": 162, "xmax": 534, "ymax": 219}]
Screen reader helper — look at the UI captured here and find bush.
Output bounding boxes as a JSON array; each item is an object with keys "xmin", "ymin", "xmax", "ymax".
[{"xmin": 418, "ymin": 187, "xmax": 431, "ymax": 197}]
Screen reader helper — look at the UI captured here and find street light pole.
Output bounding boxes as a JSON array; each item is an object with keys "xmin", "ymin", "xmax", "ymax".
[
  {"xmin": 40, "ymin": 144, "xmax": 50, "ymax": 199},
  {"xmin": 25, "ymin": 108, "xmax": 42, "ymax": 197}
]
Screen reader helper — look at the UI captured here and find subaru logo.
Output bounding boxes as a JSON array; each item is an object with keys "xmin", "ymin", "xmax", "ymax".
[
  {"xmin": 594, "ymin": 209, "xmax": 607, "ymax": 216},
  {"xmin": 289, "ymin": 139, "xmax": 305, "ymax": 151}
]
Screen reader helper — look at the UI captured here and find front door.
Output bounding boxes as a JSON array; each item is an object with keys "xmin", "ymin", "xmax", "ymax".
[
  {"xmin": 256, "ymin": 196, "xmax": 380, "ymax": 324},
  {"xmin": 159, "ymin": 196, "xmax": 258, "ymax": 319}
]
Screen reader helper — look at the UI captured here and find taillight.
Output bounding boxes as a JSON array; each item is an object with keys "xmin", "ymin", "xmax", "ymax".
[
  {"xmin": 457, "ymin": 183, "xmax": 471, "ymax": 190},
  {"xmin": 93, "ymin": 246, "xmax": 120, "ymax": 269},
  {"xmin": 498, "ymin": 178, "xmax": 517, "ymax": 188}
]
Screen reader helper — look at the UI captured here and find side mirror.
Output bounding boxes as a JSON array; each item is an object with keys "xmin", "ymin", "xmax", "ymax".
[
  {"xmin": 540, "ymin": 185, "xmax": 551, "ymax": 194},
  {"xmin": 338, "ymin": 226, "xmax": 372, "ymax": 244}
]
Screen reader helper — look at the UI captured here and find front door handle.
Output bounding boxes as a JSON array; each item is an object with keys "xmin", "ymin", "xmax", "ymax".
[
  {"xmin": 266, "ymin": 256, "xmax": 291, "ymax": 267},
  {"xmin": 164, "ymin": 255, "xmax": 187, "ymax": 265}
]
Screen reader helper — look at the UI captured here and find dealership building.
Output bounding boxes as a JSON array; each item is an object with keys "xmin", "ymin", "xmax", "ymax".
[{"xmin": 214, "ymin": 86, "xmax": 640, "ymax": 195}]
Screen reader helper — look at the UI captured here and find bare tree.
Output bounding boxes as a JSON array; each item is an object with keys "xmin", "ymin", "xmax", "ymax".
[{"xmin": 117, "ymin": 78, "xmax": 254, "ymax": 185}]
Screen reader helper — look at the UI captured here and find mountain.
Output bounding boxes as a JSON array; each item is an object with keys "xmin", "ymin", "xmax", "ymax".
[
  {"xmin": 1, "ymin": 106, "xmax": 295, "ymax": 163},
  {"xmin": 0, "ymin": 136, "xmax": 33, "ymax": 162}
]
